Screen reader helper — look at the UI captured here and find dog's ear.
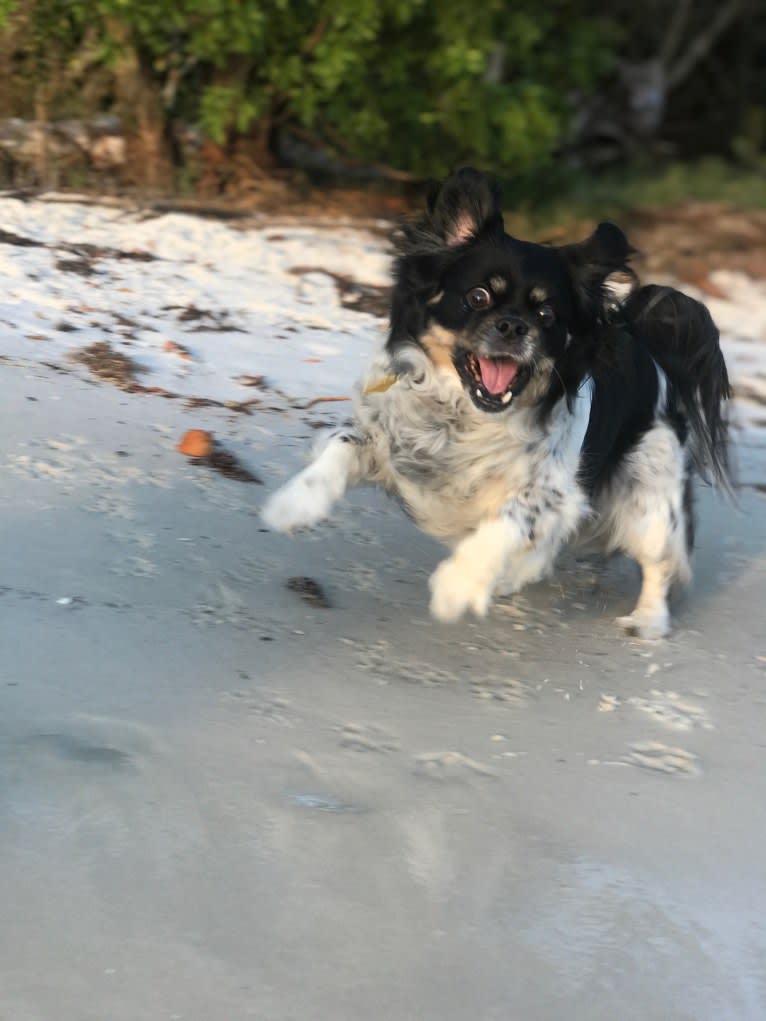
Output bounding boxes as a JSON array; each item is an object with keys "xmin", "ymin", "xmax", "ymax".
[
  {"xmin": 560, "ymin": 222, "xmax": 632, "ymax": 279},
  {"xmin": 425, "ymin": 167, "xmax": 505, "ymax": 247},
  {"xmin": 560, "ymin": 222, "xmax": 635, "ymax": 317}
]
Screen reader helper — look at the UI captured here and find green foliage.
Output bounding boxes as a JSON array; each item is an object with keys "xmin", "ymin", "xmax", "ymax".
[
  {"xmin": 513, "ymin": 159, "xmax": 766, "ymax": 234},
  {"xmin": 0, "ymin": 0, "xmax": 616, "ymax": 177}
]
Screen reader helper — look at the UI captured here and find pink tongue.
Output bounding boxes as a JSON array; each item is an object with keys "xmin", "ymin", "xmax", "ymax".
[{"xmin": 478, "ymin": 357, "xmax": 519, "ymax": 395}]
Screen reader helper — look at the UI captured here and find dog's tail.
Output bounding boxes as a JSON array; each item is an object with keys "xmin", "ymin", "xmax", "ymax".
[{"xmin": 625, "ymin": 284, "xmax": 733, "ymax": 496}]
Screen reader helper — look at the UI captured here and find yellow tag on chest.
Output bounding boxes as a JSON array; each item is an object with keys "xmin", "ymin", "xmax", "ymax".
[{"xmin": 363, "ymin": 374, "xmax": 398, "ymax": 395}]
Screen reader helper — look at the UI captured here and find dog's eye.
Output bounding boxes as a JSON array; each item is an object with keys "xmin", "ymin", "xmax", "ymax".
[
  {"xmin": 466, "ymin": 286, "xmax": 492, "ymax": 311},
  {"xmin": 537, "ymin": 303, "xmax": 555, "ymax": 326}
]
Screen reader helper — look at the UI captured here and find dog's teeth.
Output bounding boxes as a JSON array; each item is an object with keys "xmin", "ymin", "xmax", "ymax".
[
  {"xmin": 475, "ymin": 388, "xmax": 482, "ymax": 397},
  {"xmin": 501, "ymin": 391, "xmax": 513, "ymax": 404}
]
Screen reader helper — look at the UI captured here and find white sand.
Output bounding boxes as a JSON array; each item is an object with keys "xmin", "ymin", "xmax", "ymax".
[{"xmin": 2, "ymin": 198, "xmax": 766, "ymax": 1020}]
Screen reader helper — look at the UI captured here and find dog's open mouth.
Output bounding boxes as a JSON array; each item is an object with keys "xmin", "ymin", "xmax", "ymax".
[{"xmin": 455, "ymin": 351, "xmax": 531, "ymax": 412}]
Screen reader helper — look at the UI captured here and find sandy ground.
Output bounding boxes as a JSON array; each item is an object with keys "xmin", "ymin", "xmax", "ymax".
[{"xmin": 2, "ymin": 199, "xmax": 766, "ymax": 1020}]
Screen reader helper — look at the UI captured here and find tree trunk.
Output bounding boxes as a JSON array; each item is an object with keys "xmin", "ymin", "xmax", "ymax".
[{"xmin": 107, "ymin": 18, "xmax": 170, "ymax": 191}]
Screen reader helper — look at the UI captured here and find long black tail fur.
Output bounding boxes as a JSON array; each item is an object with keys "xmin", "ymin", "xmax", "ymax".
[{"xmin": 625, "ymin": 284, "xmax": 733, "ymax": 494}]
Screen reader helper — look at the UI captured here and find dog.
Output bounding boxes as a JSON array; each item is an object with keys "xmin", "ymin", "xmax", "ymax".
[{"xmin": 262, "ymin": 168, "xmax": 731, "ymax": 638}]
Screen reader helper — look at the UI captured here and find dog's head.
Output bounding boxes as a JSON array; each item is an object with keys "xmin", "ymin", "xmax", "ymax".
[{"xmin": 389, "ymin": 168, "xmax": 633, "ymax": 413}]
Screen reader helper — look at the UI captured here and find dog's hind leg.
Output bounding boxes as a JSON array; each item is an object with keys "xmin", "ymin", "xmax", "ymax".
[
  {"xmin": 616, "ymin": 557, "xmax": 681, "ymax": 639},
  {"xmin": 261, "ymin": 431, "xmax": 369, "ymax": 532},
  {"xmin": 606, "ymin": 424, "xmax": 692, "ymax": 639}
]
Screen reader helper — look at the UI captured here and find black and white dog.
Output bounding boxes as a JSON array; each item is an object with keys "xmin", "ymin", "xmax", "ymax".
[{"xmin": 262, "ymin": 168, "xmax": 731, "ymax": 638}]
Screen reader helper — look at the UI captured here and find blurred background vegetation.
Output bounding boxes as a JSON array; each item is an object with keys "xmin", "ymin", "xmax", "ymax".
[{"xmin": 0, "ymin": 0, "xmax": 764, "ymax": 216}]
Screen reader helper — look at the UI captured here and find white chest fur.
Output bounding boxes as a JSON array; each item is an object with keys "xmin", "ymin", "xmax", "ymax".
[{"xmin": 354, "ymin": 351, "xmax": 592, "ymax": 544}]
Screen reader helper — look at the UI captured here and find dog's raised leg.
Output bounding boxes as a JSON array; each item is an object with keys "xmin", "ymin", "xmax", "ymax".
[{"xmin": 261, "ymin": 432, "xmax": 365, "ymax": 532}]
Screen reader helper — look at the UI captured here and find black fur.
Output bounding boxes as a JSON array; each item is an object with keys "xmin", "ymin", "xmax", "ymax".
[
  {"xmin": 578, "ymin": 326, "xmax": 661, "ymax": 494},
  {"xmin": 624, "ymin": 285, "xmax": 732, "ymax": 492},
  {"xmin": 389, "ymin": 167, "xmax": 731, "ymax": 500}
]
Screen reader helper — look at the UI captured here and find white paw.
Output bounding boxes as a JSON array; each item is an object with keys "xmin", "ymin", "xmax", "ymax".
[
  {"xmin": 429, "ymin": 556, "xmax": 493, "ymax": 623},
  {"xmin": 261, "ymin": 473, "xmax": 334, "ymax": 533},
  {"xmin": 616, "ymin": 610, "xmax": 670, "ymax": 640}
]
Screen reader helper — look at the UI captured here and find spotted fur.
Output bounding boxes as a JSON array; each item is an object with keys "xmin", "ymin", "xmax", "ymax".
[{"xmin": 262, "ymin": 169, "xmax": 731, "ymax": 638}]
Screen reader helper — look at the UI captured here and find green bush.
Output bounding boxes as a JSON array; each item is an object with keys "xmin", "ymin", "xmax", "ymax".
[{"xmin": 0, "ymin": 0, "xmax": 616, "ymax": 178}]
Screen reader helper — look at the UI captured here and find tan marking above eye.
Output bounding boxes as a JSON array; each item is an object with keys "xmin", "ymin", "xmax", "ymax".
[
  {"xmin": 426, "ymin": 290, "xmax": 444, "ymax": 306},
  {"xmin": 529, "ymin": 286, "xmax": 548, "ymax": 304},
  {"xmin": 490, "ymin": 276, "xmax": 507, "ymax": 294}
]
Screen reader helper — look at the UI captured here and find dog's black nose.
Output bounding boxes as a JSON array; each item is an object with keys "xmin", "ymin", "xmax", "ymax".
[{"xmin": 495, "ymin": 316, "xmax": 528, "ymax": 338}]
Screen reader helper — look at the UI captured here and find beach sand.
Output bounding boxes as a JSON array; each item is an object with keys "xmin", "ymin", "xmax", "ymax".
[{"xmin": 2, "ymin": 197, "xmax": 766, "ymax": 1020}]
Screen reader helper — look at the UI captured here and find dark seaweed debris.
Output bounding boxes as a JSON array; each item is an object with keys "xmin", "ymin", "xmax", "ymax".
[
  {"xmin": 191, "ymin": 444, "xmax": 263, "ymax": 484},
  {"xmin": 70, "ymin": 341, "xmax": 145, "ymax": 387},
  {"xmin": 286, "ymin": 576, "xmax": 332, "ymax": 608}
]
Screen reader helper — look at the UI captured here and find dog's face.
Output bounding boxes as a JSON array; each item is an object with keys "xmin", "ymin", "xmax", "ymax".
[
  {"xmin": 424, "ymin": 240, "xmax": 576, "ymax": 411},
  {"xmin": 390, "ymin": 168, "xmax": 632, "ymax": 413}
]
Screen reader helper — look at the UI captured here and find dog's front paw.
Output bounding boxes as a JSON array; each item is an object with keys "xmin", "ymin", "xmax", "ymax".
[
  {"xmin": 616, "ymin": 609, "xmax": 670, "ymax": 640},
  {"xmin": 261, "ymin": 473, "xmax": 332, "ymax": 532},
  {"xmin": 429, "ymin": 556, "xmax": 493, "ymax": 623}
]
